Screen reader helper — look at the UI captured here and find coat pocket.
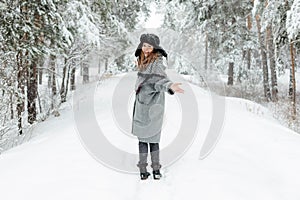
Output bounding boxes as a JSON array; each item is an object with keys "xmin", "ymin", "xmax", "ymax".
[{"xmin": 137, "ymin": 84, "xmax": 159, "ymax": 105}]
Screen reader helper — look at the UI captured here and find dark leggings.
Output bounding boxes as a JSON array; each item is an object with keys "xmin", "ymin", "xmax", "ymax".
[
  {"xmin": 138, "ymin": 141, "xmax": 160, "ymax": 171},
  {"xmin": 138, "ymin": 141, "xmax": 159, "ymax": 154}
]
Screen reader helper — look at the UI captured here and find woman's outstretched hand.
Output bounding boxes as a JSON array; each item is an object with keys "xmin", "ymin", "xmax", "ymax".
[{"xmin": 170, "ymin": 83, "xmax": 184, "ymax": 93}]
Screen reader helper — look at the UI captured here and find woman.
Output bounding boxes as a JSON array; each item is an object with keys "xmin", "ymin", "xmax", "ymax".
[{"xmin": 132, "ymin": 33, "xmax": 184, "ymax": 180}]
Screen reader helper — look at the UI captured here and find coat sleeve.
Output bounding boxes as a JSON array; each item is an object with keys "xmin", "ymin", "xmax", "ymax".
[
  {"xmin": 152, "ymin": 57, "xmax": 175, "ymax": 95},
  {"xmin": 155, "ymin": 78, "xmax": 175, "ymax": 95}
]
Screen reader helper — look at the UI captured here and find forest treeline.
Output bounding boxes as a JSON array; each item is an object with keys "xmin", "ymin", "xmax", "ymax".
[
  {"xmin": 162, "ymin": 0, "xmax": 299, "ymax": 131},
  {"xmin": 0, "ymin": 0, "xmax": 150, "ymax": 151}
]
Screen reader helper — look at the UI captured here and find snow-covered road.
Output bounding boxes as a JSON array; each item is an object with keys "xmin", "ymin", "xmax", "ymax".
[{"xmin": 1, "ymin": 72, "xmax": 300, "ymax": 200}]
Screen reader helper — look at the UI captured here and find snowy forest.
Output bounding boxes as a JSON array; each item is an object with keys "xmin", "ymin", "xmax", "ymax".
[{"xmin": 0, "ymin": 0, "xmax": 300, "ymax": 153}]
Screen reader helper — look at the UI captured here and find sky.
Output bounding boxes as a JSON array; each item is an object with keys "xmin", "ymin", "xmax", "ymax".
[{"xmin": 144, "ymin": 3, "xmax": 164, "ymax": 28}]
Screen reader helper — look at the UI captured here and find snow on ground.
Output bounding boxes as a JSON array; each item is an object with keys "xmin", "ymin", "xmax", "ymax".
[{"xmin": 1, "ymin": 70, "xmax": 300, "ymax": 200}]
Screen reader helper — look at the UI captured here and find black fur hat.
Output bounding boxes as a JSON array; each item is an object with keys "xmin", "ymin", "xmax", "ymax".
[{"xmin": 135, "ymin": 33, "xmax": 168, "ymax": 58}]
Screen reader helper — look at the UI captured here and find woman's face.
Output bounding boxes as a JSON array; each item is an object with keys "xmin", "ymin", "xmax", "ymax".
[{"xmin": 142, "ymin": 42, "xmax": 153, "ymax": 57}]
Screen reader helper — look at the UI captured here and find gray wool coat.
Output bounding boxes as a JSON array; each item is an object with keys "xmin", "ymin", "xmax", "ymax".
[{"xmin": 131, "ymin": 55, "xmax": 174, "ymax": 143}]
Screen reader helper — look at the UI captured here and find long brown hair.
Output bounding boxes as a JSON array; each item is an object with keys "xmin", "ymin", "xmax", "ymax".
[{"xmin": 137, "ymin": 51, "xmax": 159, "ymax": 71}]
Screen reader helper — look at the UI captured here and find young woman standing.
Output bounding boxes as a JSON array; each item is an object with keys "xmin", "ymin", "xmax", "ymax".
[{"xmin": 131, "ymin": 33, "xmax": 184, "ymax": 180}]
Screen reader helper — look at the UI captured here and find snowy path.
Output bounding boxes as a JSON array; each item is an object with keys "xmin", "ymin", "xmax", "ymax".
[{"xmin": 1, "ymin": 71, "xmax": 300, "ymax": 200}]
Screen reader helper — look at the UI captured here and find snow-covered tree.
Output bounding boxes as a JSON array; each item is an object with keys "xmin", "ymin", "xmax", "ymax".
[
  {"xmin": 287, "ymin": 0, "xmax": 300, "ymax": 43},
  {"xmin": 163, "ymin": 0, "xmax": 254, "ymax": 82},
  {"xmin": 0, "ymin": 0, "xmax": 68, "ymax": 134}
]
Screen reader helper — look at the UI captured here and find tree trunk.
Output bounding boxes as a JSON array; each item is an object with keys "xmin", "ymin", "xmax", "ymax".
[
  {"xmin": 227, "ymin": 62, "xmax": 234, "ymax": 85},
  {"xmin": 65, "ymin": 64, "xmax": 71, "ymax": 99},
  {"xmin": 28, "ymin": 8, "xmax": 40, "ymax": 122},
  {"xmin": 266, "ymin": 25, "xmax": 278, "ymax": 102},
  {"xmin": 98, "ymin": 56, "xmax": 101, "ymax": 74},
  {"xmin": 246, "ymin": 14, "xmax": 252, "ymax": 70},
  {"xmin": 262, "ymin": 48, "xmax": 271, "ymax": 100},
  {"xmin": 17, "ymin": 3, "xmax": 28, "ymax": 135},
  {"xmin": 60, "ymin": 57, "xmax": 67, "ymax": 103},
  {"xmin": 70, "ymin": 67, "xmax": 76, "ymax": 91},
  {"xmin": 6, "ymin": 77, "xmax": 14, "ymax": 120},
  {"xmin": 254, "ymin": 50, "xmax": 261, "ymax": 71},
  {"xmin": 50, "ymin": 54, "xmax": 57, "ymax": 96},
  {"xmin": 38, "ymin": 68, "xmax": 43, "ymax": 85},
  {"xmin": 82, "ymin": 62, "xmax": 89, "ymax": 84},
  {"xmin": 247, "ymin": 50, "xmax": 251, "ymax": 70},
  {"xmin": 27, "ymin": 58, "xmax": 38, "ymax": 124},
  {"xmin": 204, "ymin": 32, "xmax": 208, "ymax": 70},
  {"xmin": 16, "ymin": 52, "xmax": 26, "ymax": 135},
  {"xmin": 105, "ymin": 58, "xmax": 108, "ymax": 71},
  {"xmin": 210, "ymin": 49, "xmax": 213, "ymax": 70},
  {"xmin": 289, "ymin": 42, "xmax": 296, "ymax": 119},
  {"xmin": 10, "ymin": 92, "xmax": 13, "ymax": 120},
  {"xmin": 256, "ymin": 15, "xmax": 271, "ymax": 101},
  {"xmin": 49, "ymin": 54, "xmax": 57, "ymax": 111},
  {"xmin": 36, "ymin": 12, "xmax": 43, "ymax": 86},
  {"xmin": 48, "ymin": 66, "xmax": 52, "ymax": 89},
  {"xmin": 238, "ymin": 50, "xmax": 247, "ymax": 82},
  {"xmin": 37, "ymin": 90, "xmax": 42, "ymax": 115}
]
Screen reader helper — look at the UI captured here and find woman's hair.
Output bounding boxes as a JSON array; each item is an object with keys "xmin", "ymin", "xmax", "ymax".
[{"xmin": 137, "ymin": 51, "xmax": 159, "ymax": 71}]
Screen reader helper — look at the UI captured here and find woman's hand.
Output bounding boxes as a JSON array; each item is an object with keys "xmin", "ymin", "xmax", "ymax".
[{"xmin": 170, "ymin": 83, "xmax": 184, "ymax": 93}]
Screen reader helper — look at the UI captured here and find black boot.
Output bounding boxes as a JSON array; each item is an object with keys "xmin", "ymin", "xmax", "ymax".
[
  {"xmin": 151, "ymin": 162, "xmax": 162, "ymax": 180},
  {"xmin": 140, "ymin": 172, "xmax": 151, "ymax": 180},
  {"xmin": 152, "ymin": 169, "xmax": 162, "ymax": 180},
  {"xmin": 137, "ymin": 162, "xmax": 150, "ymax": 180}
]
